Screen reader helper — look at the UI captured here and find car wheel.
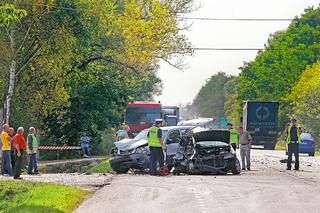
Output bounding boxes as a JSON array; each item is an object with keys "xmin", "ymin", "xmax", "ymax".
[
  {"xmin": 113, "ymin": 166, "xmax": 129, "ymax": 174},
  {"xmin": 309, "ymin": 152, "xmax": 315, "ymax": 157},
  {"xmin": 232, "ymin": 158, "xmax": 241, "ymax": 175}
]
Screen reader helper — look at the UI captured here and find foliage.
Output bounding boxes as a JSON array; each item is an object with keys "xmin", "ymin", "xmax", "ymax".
[
  {"xmin": 0, "ymin": 3, "xmax": 27, "ymax": 27},
  {"xmin": 289, "ymin": 61, "xmax": 320, "ymax": 139},
  {"xmin": 235, "ymin": 6, "xmax": 320, "ymax": 130},
  {"xmin": 193, "ymin": 72, "xmax": 232, "ymax": 118},
  {"xmin": 0, "ymin": 180, "xmax": 90, "ymax": 213},
  {"xmin": 0, "ymin": 0, "xmax": 194, "ymax": 152},
  {"xmin": 224, "ymin": 77, "xmax": 241, "ymax": 125}
]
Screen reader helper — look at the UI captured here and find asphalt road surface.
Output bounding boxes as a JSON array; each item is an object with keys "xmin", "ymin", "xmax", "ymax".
[{"xmin": 75, "ymin": 149, "xmax": 320, "ymax": 213}]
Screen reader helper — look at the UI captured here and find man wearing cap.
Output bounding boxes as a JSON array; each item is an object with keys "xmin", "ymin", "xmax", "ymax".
[
  {"xmin": 227, "ymin": 123, "xmax": 238, "ymax": 152},
  {"xmin": 284, "ymin": 118, "xmax": 302, "ymax": 170},
  {"xmin": 147, "ymin": 119, "xmax": 165, "ymax": 176}
]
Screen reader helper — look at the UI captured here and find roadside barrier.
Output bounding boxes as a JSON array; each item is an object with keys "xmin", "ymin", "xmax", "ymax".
[
  {"xmin": 38, "ymin": 146, "xmax": 82, "ymax": 150},
  {"xmin": 39, "ymin": 146, "xmax": 82, "ymax": 160}
]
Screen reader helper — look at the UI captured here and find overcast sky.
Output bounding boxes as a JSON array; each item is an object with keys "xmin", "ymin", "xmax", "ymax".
[{"xmin": 155, "ymin": 0, "xmax": 320, "ymax": 106}]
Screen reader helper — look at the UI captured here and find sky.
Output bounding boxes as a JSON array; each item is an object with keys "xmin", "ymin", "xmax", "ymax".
[{"xmin": 155, "ymin": 0, "xmax": 320, "ymax": 106}]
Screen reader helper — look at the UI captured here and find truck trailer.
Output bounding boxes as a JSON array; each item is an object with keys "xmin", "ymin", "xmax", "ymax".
[{"xmin": 242, "ymin": 101, "xmax": 279, "ymax": 150}]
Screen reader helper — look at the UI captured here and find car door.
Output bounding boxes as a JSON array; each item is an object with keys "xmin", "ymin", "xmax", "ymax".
[{"xmin": 165, "ymin": 129, "xmax": 181, "ymax": 165}]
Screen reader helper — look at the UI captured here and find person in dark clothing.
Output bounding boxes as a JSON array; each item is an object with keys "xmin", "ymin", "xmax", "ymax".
[
  {"xmin": 284, "ymin": 118, "xmax": 302, "ymax": 170},
  {"xmin": 148, "ymin": 119, "xmax": 165, "ymax": 176}
]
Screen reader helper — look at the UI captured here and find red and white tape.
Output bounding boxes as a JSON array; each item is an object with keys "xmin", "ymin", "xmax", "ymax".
[{"xmin": 38, "ymin": 146, "xmax": 82, "ymax": 150}]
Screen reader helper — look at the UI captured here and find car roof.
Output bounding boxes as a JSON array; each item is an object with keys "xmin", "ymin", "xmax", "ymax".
[
  {"xmin": 160, "ymin": 126, "xmax": 194, "ymax": 131},
  {"xmin": 178, "ymin": 118, "xmax": 213, "ymax": 125}
]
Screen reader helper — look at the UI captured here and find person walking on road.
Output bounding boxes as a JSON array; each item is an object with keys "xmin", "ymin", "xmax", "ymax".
[
  {"xmin": 238, "ymin": 127, "xmax": 252, "ymax": 171},
  {"xmin": 284, "ymin": 118, "xmax": 301, "ymax": 170},
  {"xmin": 148, "ymin": 119, "xmax": 165, "ymax": 176},
  {"xmin": 80, "ymin": 132, "xmax": 91, "ymax": 158},
  {"xmin": 1, "ymin": 124, "xmax": 13, "ymax": 176},
  {"xmin": 13, "ymin": 127, "xmax": 26, "ymax": 179},
  {"xmin": 8, "ymin": 127, "xmax": 15, "ymax": 172},
  {"xmin": 227, "ymin": 123, "xmax": 238, "ymax": 152},
  {"xmin": 27, "ymin": 127, "xmax": 38, "ymax": 175}
]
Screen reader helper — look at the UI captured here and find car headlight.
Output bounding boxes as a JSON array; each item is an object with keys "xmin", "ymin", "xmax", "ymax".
[{"xmin": 135, "ymin": 147, "xmax": 149, "ymax": 154}]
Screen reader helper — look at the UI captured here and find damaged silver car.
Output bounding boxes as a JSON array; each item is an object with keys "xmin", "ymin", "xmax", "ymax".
[{"xmin": 173, "ymin": 128, "xmax": 241, "ymax": 175}]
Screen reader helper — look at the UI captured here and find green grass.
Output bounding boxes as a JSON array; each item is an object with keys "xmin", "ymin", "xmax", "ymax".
[
  {"xmin": 87, "ymin": 158, "xmax": 112, "ymax": 173},
  {"xmin": 316, "ymin": 151, "xmax": 320, "ymax": 156},
  {"xmin": 0, "ymin": 180, "xmax": 90, "ymax": 213}
]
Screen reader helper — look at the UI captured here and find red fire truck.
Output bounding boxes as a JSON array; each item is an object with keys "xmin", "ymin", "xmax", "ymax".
[{"xmin": 125, "ymin": 102, "xmax": 162, "ymax": 134}]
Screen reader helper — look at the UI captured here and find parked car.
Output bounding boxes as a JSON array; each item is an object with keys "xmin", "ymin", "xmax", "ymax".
[
  {"xmin": 299, "ymin": 133, "xmax": 316, "ymax": 156},
  {"xmin": 173, "ymin": 129, "xmax": 241, "ymax": 175},
  {"xmin": 110, "ymin": 126, "xmax": 194, "ymax": 174}
]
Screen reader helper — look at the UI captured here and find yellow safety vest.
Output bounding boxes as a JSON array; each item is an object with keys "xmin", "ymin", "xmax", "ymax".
[
  {"xmin": 229, "ymin": 129, "xmax": 238, "ymax": 144},
  {"xmin": 148, "ymin": 126, "xmax": 161, "ymax": 147},
  {"xmin": 287, "ymin": 125, "xmax": 301, "ymax": 144},
  {"xmin": 26, "ymin": 134, "xmax": 38, "ymax": 154}
]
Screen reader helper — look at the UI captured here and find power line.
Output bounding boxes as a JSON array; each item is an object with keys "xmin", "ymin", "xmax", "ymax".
[
  {"xmin": 191, "ymin": 47, "xmax": 263, "ymax": 51},
  {"xmin": 13, "ymin": 2, "xmax": 294, "ymax": 22},
  {"xmin": 180, "ymin": 17, "xmax": 293, "ymax": 22}
]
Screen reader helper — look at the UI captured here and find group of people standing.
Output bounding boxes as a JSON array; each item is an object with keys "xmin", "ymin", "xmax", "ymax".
[
  {"xmin": 228, "ymin": 118, "xmax": 302, "ymax": 171},
  {"xmin": 1, "ymin": 124, "xmax": 38, "ymax": 179}
]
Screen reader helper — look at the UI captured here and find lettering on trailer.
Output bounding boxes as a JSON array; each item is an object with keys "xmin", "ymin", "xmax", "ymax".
[{"xmin": 249, "ymin": 121, "xmax": 276, "ymax": 127}]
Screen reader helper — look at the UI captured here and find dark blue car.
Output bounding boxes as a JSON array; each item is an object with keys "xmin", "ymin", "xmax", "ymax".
[{"xmin": 299, "ymin": 133, "xmax": 316, "ymax": 156}]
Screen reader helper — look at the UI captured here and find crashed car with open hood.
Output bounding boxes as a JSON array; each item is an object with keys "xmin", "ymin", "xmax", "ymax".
[
  {"xmin": 110, "ymin": 126, "xmax": 193, "ymax": 174},
  {"xmin": 173, "ymin": 128, "xmax": 241, "ymax": 175}
]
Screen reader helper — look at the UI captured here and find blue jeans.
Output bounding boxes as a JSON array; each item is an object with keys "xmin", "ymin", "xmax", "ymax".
[
  {"xmin": 82, "ymin": 147, "xmax": 91, "ymax": 157},
  {"xmin": 28, "ymin": 153, "xmax": 38, "ymax": 174},
  {"xmin": 2, "ymin": 151, "xmax": 13, "ymax": 176}
]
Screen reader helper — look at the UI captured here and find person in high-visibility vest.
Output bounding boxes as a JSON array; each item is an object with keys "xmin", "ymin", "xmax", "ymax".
[
  {"xmin": 27, "ymin": 127, "xmax": 38, "ymax": 175},
  {"xmin": 227, "ymin": 123, "xmax": 238, "ymax": 152},
  {"xmin": 148, "ymin": 119, "xmax": 165, "ymax": 176},
  {"xmin": 284, "ymin": 118, "xmax": 302, "ymax": 170}
]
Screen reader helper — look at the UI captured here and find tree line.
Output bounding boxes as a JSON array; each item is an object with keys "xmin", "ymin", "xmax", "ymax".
[
  {"xmin": 0, "ymin": 0, "xmax": 194, "ymax": 154},
  {"xmin": 189, "ymin": 6, "xmax": 320, "ymax": 141}
]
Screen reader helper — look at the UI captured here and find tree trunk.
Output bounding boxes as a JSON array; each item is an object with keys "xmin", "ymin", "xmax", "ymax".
[
  {"xmin": 4, "ymin": 60, "xmax": 16, "ymax": 124},
  {"xmin": 3, "ymin": 27, "xmax": 16, "ymax": 124}
]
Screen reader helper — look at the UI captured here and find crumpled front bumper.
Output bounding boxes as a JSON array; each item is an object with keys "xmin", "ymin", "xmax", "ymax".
[{"xmin": 110, "ymin": 153, "xmax": 150, "ymax": 170}]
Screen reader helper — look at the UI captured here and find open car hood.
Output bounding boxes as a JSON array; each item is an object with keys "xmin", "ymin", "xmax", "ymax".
[{"xmin": 193, "ymin": 129, "xmax": 230, "ymax": 144}]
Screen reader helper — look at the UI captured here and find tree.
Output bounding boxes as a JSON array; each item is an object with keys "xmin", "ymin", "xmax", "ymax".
[
  {"xmin": 0, "ymin": 0, "xmax": 194, "ymax": 154},
  {"xmin": 237, "ymin": 6, "xmax": 320, "ymax": 127},
  {"xmin": 289, "ymin": 61, "xmax": 320, "ymax": 139},
  {"xmin": 193, "ymin": 72, "xmax": 232, "ymax": 118},
  {"xmin": 0, "ymin": 3, "xmax": 27, "ymax": 124}
]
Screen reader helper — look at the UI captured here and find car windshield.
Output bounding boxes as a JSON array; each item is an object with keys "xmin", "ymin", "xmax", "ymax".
[
  {"xmin": 134, "ymin": 129, "xmax": 149, "ymax": 140},
  {"xmin": 301, "ymin": 133, "xmax": 313, "ymax": 141},
  {"xmin": 126, "ymin": 107, "xmax": 161, "ymax": 124},
  {"xmin": 197, "ymin": 141, "xmax": 228, "ymax": 147}
]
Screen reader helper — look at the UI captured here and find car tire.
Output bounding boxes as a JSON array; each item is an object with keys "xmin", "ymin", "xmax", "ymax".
[
  {"xmin": 309, "ymin": 152, "xmax": 315, "ymax": 157},
  {"xmin": 232, "ymin": 158, "xmax": 241, "ymax": 175},
  {"xmin": 113, "ymin": 166, "xmax": 129, "ymax": 174}
]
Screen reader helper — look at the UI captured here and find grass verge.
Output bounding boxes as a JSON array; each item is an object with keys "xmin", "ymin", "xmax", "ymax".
[
  {"xmin": 0, "ymin": 180, "xmax": 90, "ymax": 213},
  {"xmin": 87, "ymin": 158, "xmax": 112, "ymax": 173}
]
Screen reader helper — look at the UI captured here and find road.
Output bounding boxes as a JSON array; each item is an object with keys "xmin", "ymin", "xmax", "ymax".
[{"xmin": 75, "ymin": 149, "xmax": 320, "ymax": 213}]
